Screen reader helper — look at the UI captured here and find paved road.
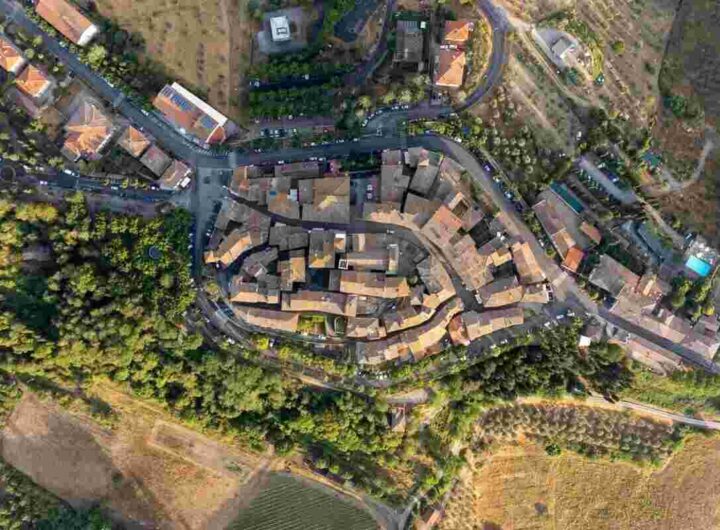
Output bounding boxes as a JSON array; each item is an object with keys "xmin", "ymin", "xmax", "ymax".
[
  {"xmin": 7, "ymin": 0, "xmax": 720, "ymax": 376},
  {"xmin": 365, "ymin": 0, "xmax": 511, "ymax": 133},
  {"xmin": 585, "ymin": 396, "xmax": 720, "ymax": 431}
]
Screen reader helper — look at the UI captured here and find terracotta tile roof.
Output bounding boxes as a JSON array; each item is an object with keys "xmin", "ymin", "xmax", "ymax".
[
  {"xmin": 117, "ymin": 126, "xmax": 150, "ymax": 158},
  {"xmin": 281, "ymin": 290, "xmax": 358, "ymax": 317},
  {"xmin": 158, "ymin": 160, "xmax": 192, "ymax": 191},
  {"xmin": 153, "ymin": 83, "xmax": 231, "ymax": 144},
  {"xmin": 477, "ymin": 276, "xmax": 524, "ymax": 307},
  {"xmin": 15, "ymin": 64, "xmax": 52, "ymax": 99},
  {"xmin": 580, "ymin": 221, "xmax": 602, "ymax": 245},
  {"xmin": 443, "ymin": 20, "xmax": 473, "ymax": 45},
  {"xmin": 339, "ymin": 271, "xmax": 410, "ymax": 299},
  {"xmin": 0, "ymin": 35, "xmax": 25, "ymax": 74},
  {"xmin": 229, "ymin": 278, "xmax": 279, "ymax": 304},
  {"xmin": 234, "ymin": 306, "xmax": 299, "ymax": 333},
  {"xmin": 301, "ymin": 176, "xmax": 350, "ymax": 223},
  {"xmin": 346, "ymin": 317, "xmax": 387, "ymax": 340},
  {"xmin": 561, "ymin": 246, "xmax": 584, "ymax": 272},
  {"xmin": 140, "ymin": 144, "xmax": 172, "ymax": 176},
  {"xmin": 434, "ymin": 48, "xmax": 466, "ymax": 88},
  {"xmin": 204, "ymin": 227, "xmax": 267, "ymax": 267},
  {"xmin": 36, "ymin": 0, "xmax": 98, "ymax": 46},
  {"xmin": 279, "ymin": 251, "xmax": 306, "ymax": 291},
  {"xmin": 62, "ymin": 100, "xmax": 113, "ymax": 160},
  {"xmin": 421, "ymin": 205, "xmax": 463, "ymax": 243},
  {"xmin": 454, "ymin": 307, "xmax": 524, "ymax": 344},
  {"xmin": 308, "ymin": 230, "xmax": 345, "ymax": 268},
  {"xmin": 511, "ymin": 241, "xmax": 546, "ymax": 284}
]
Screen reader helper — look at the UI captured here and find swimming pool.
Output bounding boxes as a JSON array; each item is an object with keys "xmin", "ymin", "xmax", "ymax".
[{"xmin": 685, "ymin": 255, "xmax": 713, "ymax": 277}]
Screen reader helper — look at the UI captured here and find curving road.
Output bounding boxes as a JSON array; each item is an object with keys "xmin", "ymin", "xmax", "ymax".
[
  {"xmin": 0, "ymin": 0, "xmax": 510, "ymax": 161},
  {"xmin": 4, "ymin": 0, "xmax": 720, "ymax": 376},
  {"xmin": 585, "ymin": 396, "xmax": 720, "ymax": 431}
]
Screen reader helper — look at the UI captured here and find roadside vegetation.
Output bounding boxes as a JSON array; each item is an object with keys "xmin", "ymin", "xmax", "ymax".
[
  {"xmin": 622, "ymin": 366, "xmax": 720, "ymax": 418},
  {"xmin": 0, "ymin": 189, "xmax": 673, "ymax": 512},
  {"xmin": 248, "ymin": 82, "xmax": 340, "ymax": 119},
  {"xmin": 17, "ymin": 9, "xmax": 173, "ymax": 108}
]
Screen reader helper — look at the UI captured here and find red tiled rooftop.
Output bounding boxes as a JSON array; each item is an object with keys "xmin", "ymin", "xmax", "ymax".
[
  {"xmin": 0, "ymin": 35, "xmax": 25, "ymax": 74},
  {"xmin": 36, "ymin": 0, "xmax": 97, "ymax": 46},
  {"xmin": 562, "ymin": 246, "xmax": 584, "ymax": 273},
  {"xmin": 62, "ymin": 99, "xmax": 113, "ymax": 160},
  {"xmin": 117, "ymin": 126, "xmax": 151, "ymax": 158},
  {"xmin": 15, "ymin": 64, "xmax": 51, "ymax": 99},
  {"xmin": 444, "ymin": 20, "xmax": 473, "ymax": 45},
  {"xmin": 434, "ymin": 48, "xmax": 466, "ymax": 88}
]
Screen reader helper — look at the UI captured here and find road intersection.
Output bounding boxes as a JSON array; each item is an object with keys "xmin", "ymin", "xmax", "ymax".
[{"xmin": 3, "ymin": 0, "xmax": 719, "ymax": 376}]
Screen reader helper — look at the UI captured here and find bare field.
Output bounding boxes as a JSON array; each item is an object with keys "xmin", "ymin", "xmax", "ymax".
[
  {"xmin": 440, "ymin": 436, "xmax": 720, "ymax": 530},
  {"xmin": 93, "ymin": 0, "xmax": 253, "ymax": 124},
  {"xmin": 0, "ymin": 385, "xmax": 382, "ymax": 530},
  {"xmin": 1, "ymin": 390, "xmax": 265, "ymax": 529}
]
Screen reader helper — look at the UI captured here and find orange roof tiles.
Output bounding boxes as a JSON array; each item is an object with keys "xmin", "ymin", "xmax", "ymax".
[
  {"xmin": 153, "ymin": 82, "xmax": 231, "ymax": 144},
  {"xmin": 117, "ymin": 126, "xmax": 151, "ymax": 158},
  {"xmin": 561, "ymin": 246, "xmax": 584, "ymax": 272},
  {"xmin": 36, "ymin": 0, "xmax": 98, "ymax": 46},
  {"xmin": 62, "ymin": 100, "xmax": 113, "ymax": 160},
  {"xmin": 140, "ymin": 144, "xmax": 172, "ymax": 176},
  {"xmin": 434, "ymin": 48, "xmax": 466, "ymax": 88},
  {"xmin": 15, "ymin": 64, "xmax": 52, "ymax": 99},
  {"xmin": 0, "ymin": 35, "xmax": 25, "ymax": 74},
  {"xmin": 580, "ymin": 221, "xmax": 602, "ymax": 245},
  {"xmin": 443, "ymin": 20, "xmax": 473, "ymax": 45},
  {"xmin": 158, "ymin": 160, "xmax": 192, "ymax": 191}
]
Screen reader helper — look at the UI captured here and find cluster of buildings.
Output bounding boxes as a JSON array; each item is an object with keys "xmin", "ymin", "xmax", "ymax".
[
  {"xmin": 208, "ymin": 149, "xmax": 553, "ymax": 366},
  {"xmin": 229, "ymin": 160, "xmax": 350, "ymax": 223},
  {"xmin": 530, "ymin": 174, "xmax": 720, "ymax": 369},
  {"xmin": 434, "ymin": 20, "xmax": 474, "ymax": 89},
  {"xmin": 393, "ymin": 14, "xmax": 475, "ymax": 89},
  {"xmin": 586, "ymin": 254, "xmax": 720, "ymax": 366},
  {"xmin": 532, "ymin": 184, "xmax": 603, "ymax": 273},
  {"xmin": 0, "ymin": 0, "xmax": 202, "ymax": 189},
  {"xmin": 0, "ymin": 29, "xmax": 115, "ymax": 163}
]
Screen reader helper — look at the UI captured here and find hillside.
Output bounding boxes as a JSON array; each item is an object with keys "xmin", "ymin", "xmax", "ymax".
[{"xmin": 440, "ymin": 435, "xmax": 720, "ymax": 530}]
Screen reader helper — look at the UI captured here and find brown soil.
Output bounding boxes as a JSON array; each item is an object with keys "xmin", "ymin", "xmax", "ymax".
[
  {"xmin": 440, "ymin": 436, "xmax": 720, "ymax": 530},
  {"xmin": 0, "ymin": 389, "xmax": 266, "ymax": 530}
]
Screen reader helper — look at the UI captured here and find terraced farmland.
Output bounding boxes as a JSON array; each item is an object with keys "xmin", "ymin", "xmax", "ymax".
[{"xmin": 229, "ymin": 474, "xmax": 378, "ymax": 530}]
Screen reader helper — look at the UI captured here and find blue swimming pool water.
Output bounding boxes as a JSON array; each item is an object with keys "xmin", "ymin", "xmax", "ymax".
[
  {"xmin": 686, "ymin": 255, "xmax": 713, "ymax": 277},
  {"xmin": 550, "ymin": 182, "xmax": 585, "ymax": 214}
]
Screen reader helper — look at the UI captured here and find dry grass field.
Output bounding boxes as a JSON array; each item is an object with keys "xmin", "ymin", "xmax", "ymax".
[
  {"xmin": 1, "ymin": 389, "xmax": 263, "ymax": 529},
  {"xmin": 497, "ymin": 0, "xmax": 677, "ymax": 126},
  {"xmin": 92, "ymin": 0, "xmax": 254, "ymax": 124},
  {"xmin": 0, "ymin": 386, "xmax": 379, "ymax": 530},
  {"xmin": 440, "ymin": 435, "xmax": 720, "ymax": 530}
]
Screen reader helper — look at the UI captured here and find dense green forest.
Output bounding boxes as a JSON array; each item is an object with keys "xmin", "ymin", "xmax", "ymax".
[{"xmin": 0, "ymin": 192, "xmax": 678, "ymax": 512}]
